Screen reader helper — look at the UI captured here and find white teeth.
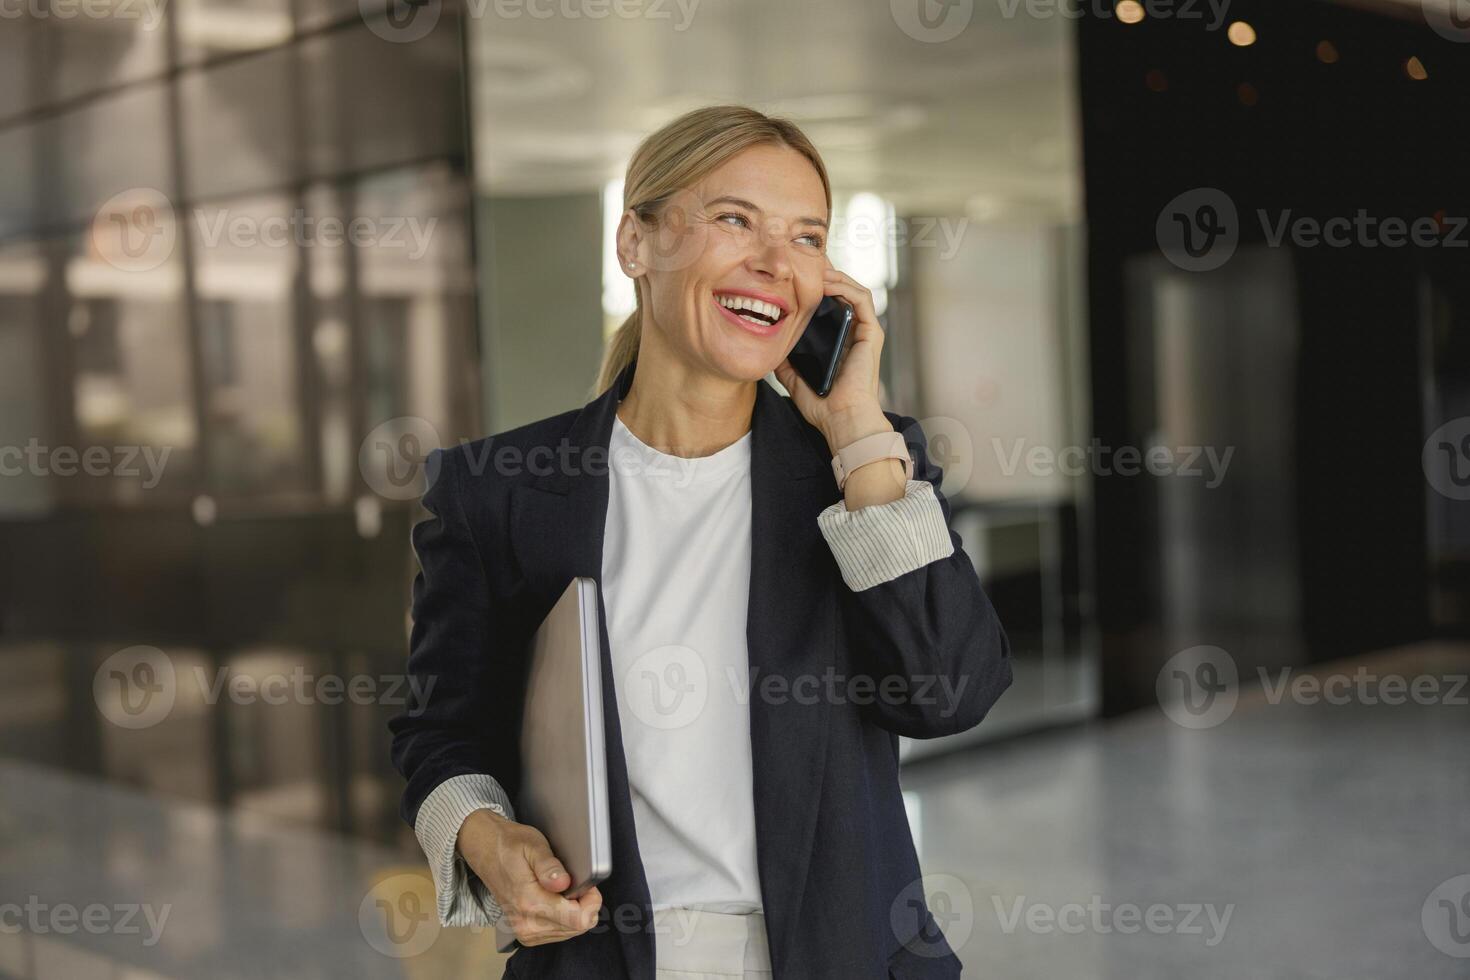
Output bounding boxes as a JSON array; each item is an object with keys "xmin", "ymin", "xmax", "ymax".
[{"xmin": 715, "ymin": 294, "xmax": 783, "ymax": 323}]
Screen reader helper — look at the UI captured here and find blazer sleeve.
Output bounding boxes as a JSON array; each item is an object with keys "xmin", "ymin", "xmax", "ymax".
[
  {"xmin": 389, "ymin": 446, "xmax": 523, "ymax": 924},
  {"xmin": 816, "ymin": 412, "xmax": 1013, "ymax": 738}
]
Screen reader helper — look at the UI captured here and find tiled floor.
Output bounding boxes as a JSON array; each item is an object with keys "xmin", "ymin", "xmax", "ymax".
[
  {"xmin": 0, "ymin": 642, "xmax": 1464, "ymax": 979},
  {"xmin": 902, "ymin": 641, "xmax": 1470, "ymax": 979}
]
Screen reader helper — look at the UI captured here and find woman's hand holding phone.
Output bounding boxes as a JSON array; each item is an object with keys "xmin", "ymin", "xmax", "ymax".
[
  {"xmin": 774, "ymin": 257, "xmax": 893, "ymax": 454},
  {"xmin": 456, "ymin": 808, "xmax": 603, "ymax": 946}
]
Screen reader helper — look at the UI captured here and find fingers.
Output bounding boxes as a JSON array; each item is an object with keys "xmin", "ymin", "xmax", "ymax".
[
  {"xmin": 774, "ymin": 358, "xmax": 809, "ymax": 397},
  {"xmin": 821, "ymin": 267, "xmax": 883, "ymax": 349},
  {"xmin": 530, "ymin": 849, "xmax": 572, "ymax": 893},
  {"xmin": 504, "ymin": 885, "xmax": 601, "ymax": 946},
  {"xmin": 503, "ymin": 836, "xmax": 600, "ymax": 945}
]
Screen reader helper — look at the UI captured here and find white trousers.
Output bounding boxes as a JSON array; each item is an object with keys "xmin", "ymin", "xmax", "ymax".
[{"xmin": 651, "ymin": 908, "xmax": 773, "ymax": 980}]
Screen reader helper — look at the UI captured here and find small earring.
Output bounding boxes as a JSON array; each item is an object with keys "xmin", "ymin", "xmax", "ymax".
[{"xmin": 627, "ymin": 261, "xmax": 637, "ymax": 270}]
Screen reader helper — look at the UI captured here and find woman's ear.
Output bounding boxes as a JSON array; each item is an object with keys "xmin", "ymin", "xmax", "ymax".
[{"xmin": 616, "ymin": 209, "xmax": 644, "ymax": 278}]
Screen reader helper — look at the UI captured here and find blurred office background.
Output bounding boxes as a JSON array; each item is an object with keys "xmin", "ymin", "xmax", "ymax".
[{"xmin": 0, "ymin": 0, "xmax": 1465, "ymax": 977}]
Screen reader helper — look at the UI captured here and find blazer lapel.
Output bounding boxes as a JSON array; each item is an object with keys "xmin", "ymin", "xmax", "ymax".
[{"xmin": 507, "ymin": 359, "xmax": 838, "ymax": 979}]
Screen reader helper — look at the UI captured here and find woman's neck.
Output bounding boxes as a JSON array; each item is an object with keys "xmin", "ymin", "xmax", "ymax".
[{"xmin": 615, "ymin": 338, "xmax": 756, "ymax": 460}]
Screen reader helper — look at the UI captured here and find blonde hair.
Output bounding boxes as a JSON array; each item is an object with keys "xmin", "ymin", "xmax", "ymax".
[{"xmin": 591, "ymin": 104, "xmax": 832, "ymax": 398}]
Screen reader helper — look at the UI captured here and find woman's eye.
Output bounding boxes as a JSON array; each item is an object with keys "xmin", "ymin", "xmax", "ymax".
[
  {"xmin": 798, "ymin": 233, "xmax": 826, "ymax": 249},
  {"xmin": 716, "ymin": 212, "xmax": 752, "ymax": 229}
]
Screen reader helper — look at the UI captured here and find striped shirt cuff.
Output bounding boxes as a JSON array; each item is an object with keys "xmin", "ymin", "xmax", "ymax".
[
  {"xmin": 817, "ymin": 479, "xmax": 955, "ymax": 592},
  {"xmin": 413, "ymin": 773, "xmax": 517, "ymax": 927}
]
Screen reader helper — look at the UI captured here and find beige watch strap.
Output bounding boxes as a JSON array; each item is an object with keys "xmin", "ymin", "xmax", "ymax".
[{"xmin": 831, "ymin": 431, "xmax": 913, "ymax": 490}]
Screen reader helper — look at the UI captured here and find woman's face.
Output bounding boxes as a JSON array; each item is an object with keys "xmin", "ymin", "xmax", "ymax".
[{"xmin": 625, "ymin": 143, "xmax": 830, "ymax": 384}]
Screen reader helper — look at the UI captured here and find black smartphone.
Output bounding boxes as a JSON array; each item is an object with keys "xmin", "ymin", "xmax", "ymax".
[{"xmin": 787, "ymin": 296, "xmax": 853, "ymax": 397}]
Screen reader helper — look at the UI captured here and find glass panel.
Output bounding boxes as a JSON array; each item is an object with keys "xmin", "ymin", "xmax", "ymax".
[
  {"xmin": 302, "ymin": 183, "xmax": 355, "ymax": 505},
  {"xmin": 355, "ymin": 163, "xmax": 478, "ymax": 454},
  {"xmin": 51, "ymin": 81, "xmax": 173, "ymax": 231},
  {"xmin": 64, "ymin": 216, "xmax": 198, "ymax": 505},
  {"xmin": 0, "ymin": 241, "xmax": 51, "ymax": 516},
  {"xmin": 0, "ymin": 16, "xmax": 39, "ymax": 122},
  {"xmin": 47, "ymin": 4, "xmax": 170, "ymax": 104},
  {"xmin": 177, "ymin": 46, "xmax": 296, "ymax": 202},
  {"xmin": 296, "ymin": 0, "xmax": 363, "ymax": 32},
  {"xmin": 174, "ymin": 0, "xmax": 293, "ymax": 66},
  {"xmin": 190, "ymin": 193, "xmax": 308, "ymax": 498},
  {"xmin": 298, "ymin": 12, "xmax": 465, "ymax": 182}
]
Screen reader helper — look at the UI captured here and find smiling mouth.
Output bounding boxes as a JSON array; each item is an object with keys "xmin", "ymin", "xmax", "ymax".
[{"xmin": 713, "ymin": 292, "xmax": 787, "ymax": 329}]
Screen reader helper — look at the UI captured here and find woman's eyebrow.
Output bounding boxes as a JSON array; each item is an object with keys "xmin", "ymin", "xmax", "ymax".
[{"xmin": 705, "ymin": 195, "xmax": 829, "ymax": 231}]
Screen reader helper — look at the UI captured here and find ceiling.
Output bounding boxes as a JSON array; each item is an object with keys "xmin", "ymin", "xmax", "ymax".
[{"xmin": 465, "ymin": 0, "xmax": 1082, "ymax": 222}]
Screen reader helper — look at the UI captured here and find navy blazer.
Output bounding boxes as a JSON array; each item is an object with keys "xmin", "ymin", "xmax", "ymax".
[{"xmin": 389, "ymin": 358, "xmax": 1013, "ymax": 979}]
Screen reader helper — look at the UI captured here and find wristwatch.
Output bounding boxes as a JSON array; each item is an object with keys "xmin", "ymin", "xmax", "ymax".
[{"xmin": 831, "ymin": 430, "xmax": 914, "ymax": 491}]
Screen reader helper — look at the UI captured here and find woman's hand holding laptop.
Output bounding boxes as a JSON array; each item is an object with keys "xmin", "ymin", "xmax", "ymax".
[{"xmin": 457, "ymin": 808, "xmax": 604, "ymax": 946}]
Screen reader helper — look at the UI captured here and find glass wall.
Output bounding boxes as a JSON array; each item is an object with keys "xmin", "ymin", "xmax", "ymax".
[{"xmin": 0, "ymin": 3, "xmax": 479, "ymax": 849}]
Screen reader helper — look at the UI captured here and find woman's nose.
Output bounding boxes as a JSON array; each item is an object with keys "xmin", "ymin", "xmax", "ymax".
[{"xmin": 746, "ymin": 221, "xmax": 794, "ymax": 280}]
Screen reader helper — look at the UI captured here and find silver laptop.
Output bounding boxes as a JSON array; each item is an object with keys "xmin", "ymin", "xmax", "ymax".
[{"xmin": 495, "ymin": 576, "xmax": 611, "ymax": 952}]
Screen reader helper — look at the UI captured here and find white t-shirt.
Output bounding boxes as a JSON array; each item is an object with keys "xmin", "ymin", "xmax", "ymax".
[{"xmin": 601, "ymin": 412, "xmax": 763, "ymax": 913}]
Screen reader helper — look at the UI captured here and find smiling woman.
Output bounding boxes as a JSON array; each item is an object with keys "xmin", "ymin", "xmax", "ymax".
[{"xmin": 388, "ymin": 104, "xmax": 1013, "ymax": 980}]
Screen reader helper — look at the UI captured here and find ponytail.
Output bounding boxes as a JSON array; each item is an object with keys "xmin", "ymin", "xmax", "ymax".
[{"xmin": 591, "ymin": 308, "xmax": 641, "ymax": 401}]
